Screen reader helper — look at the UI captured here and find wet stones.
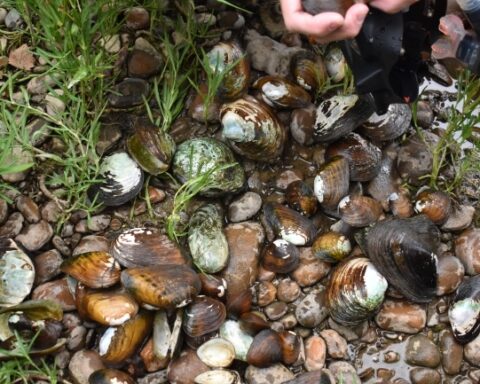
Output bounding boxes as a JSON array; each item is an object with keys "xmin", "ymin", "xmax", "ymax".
[
  {"xmin": 436, "ymin": 254, "xmax": 465, "ymax": 296},
  {"xmin": 328, "ymin": 361, "xmax": 361, "ymax": 384},
  {"xmin": 439, "ymin": 329, "xmax": 463, "ymax": 375},
  {"xmin": 295, "ymin": 288, "xmax": 329, "ymax": 328},
  {"xmin": 465, "ymin": 334, "xmax": 480, "ymax": 367},
  {"xmin": 405, "ymin": 334, "xmax": 441, "ymax": 368},
  {"xmin": 319, "ymin": 329, "xmax": 348, "ymax": 359},
  {"xmin": 304, "ymin": 335, "xmax": 326, "ymax": 371},
  {"xmin": 15, "ymin": 220, "xmax": 53, "ymax": 251},
  {"xmin": 68, "ymin": 350, "xmax": 105, "ymax": 384},
  {"xmin": 410, "ymin": 368, "xmax": 441, "ymax": 384},
  {"xmin": 245, "ymin": 363, "xmax": 294, "ymax": 384},
  {"xmin": 228, "ymin": 191, "xmax": 262, "ymax": 222},
  {"xmin": 291, "ymin": 247, "xmax": 331, "ymax": 287},
  {"xmin": 375, "ymin": 300, "xmax": 427, "ymax": 334}
]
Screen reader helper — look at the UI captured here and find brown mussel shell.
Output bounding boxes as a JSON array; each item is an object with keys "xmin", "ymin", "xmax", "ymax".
[
  {"xmin": 415, "ymin": 189, "xmax": 452, "ymax": 225},
  {"xmin": 302, "ymin": 0, "xmax": 354, "ymax": 15},
  {"xmin": 261, "ymin": 239, "xmax": 300, "ymax": 273},
  {"xmin": 361, "ymin": 103, "xmax": 412, "ymax": 142},
  {"xmin": 278, "ymin": 331, "xmax": 301, "ymax": 365},
  {"xmin": 60, "ymin": 252, "xmax": 120, "ymax": 289},
  {"xmin": 111, "ymin": 227, "xmax": 188, "ymax": 268},
  {"xmin": 98, "ymin": 311, "xmax": 153, "ymax": 364},
  {"xmin": 291, "ymin": 51, "xmax": 327, "ymax": 92},
  {"xmin": 246, "ymin": 329, "xmax": 283, "ymax": 367},
  {"xmin": 290, "ymin": 104, "xmax": 316, "ymax": 146},
  {"xmin": 89, "ymin": 368, "xmax": 135, "ymax": 384},
  {"xmin": 312, "ymin": 231, "xmax": 352, "ymax": 263},
  {"xmin": 285, "ymin": 180, "xmax": 318, "ymax": 217},
  {"xmin": 314, "ymin": 156, "xmax": 350, "ymax": 211},
  {"xmin": 362, "ymin": 215, "xmax": 439, "ymax": 302},
  {"xmin": 182, "ymin": 296, "xmax": 226, "ymax": 338},
  {"xmin": 325, "ymin": 133, "xmax": 382, "ymax": 182},
  {"xmin": 339, "ymin": 195, "xmax": 383, "ymax": 227},
  {"xmin": 263, "ymin": 203, "xmax": 317, "ymax": 246},
  {"xmin": 240, "ymin": 311, "xmax": 270, "ymax": 335},
  {"xmin": 389, "ymin": 188, "xmax": 414, "ymax": 218},
  {"xmin": 253, "ymin": 76, "xmax": 312, "ymax": 109},
  {"xmin": 221, "ymin": 96, "xmax": 286, "ymax": 161},
  {"xmin": 121, "ymin": 264, "xmax": 201, "ymax": 309},
  {"xmin": 226, "ymin": 289, "xmax": 253, "ymax": 318},
  {"xmin": 199, "ymin": 274, "xmax": 228, "ymax": 299}
]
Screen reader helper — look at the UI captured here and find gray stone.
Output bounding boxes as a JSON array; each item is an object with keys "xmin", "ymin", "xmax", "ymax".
[
  {"xmin": 265, "ymin": 301, "xmax": 288, "ymax": 321},
  {"xmin": 27, "ymin": 75, "xmax": 57, "ymax": 95},
  {"xmin": 465, "ymin": 334, "xmax": 480, "ymax": 367},
  {"xmin": 276, "ymin": 279, "xmax": 301, "ymax": 303},
  {"xmin": 405, "ymin": 334, "xmax": 441, "ymax": 368},
  {"xmin": 5, "ymin": 9, "xmax": 22, "ymax": 30},
  {"xmin": 228, "ymin": 191, "xmax": 262, "ymax": 223},
  {"xmin": 328, "ymin": 361, "xmax": 361, "ymax": 384},
  {"xmin": 1, "ymin": 146, "xmax": 33, "ymax": 182},
  {"xmin": 0, "ymin": 212, "xmax": 24, "ymax": 237},
  {"xmin": 138, "ymin": 371, "xmax": 168, "ymax": 384},
  {"xmin": 295, "ymin": 288, "xmax": 329, "ymax": 328},
  {"xmin": 41, "ymin": 200, "xmax": 62, "ymax": 223},
  {"xmin": 68, "ymin": 350, "xmax": 105, "ymax": 384},
  {"xmin": 67, "ymin": 325, "xmax": 87, "ymax": 352},
  {"xmin": 319, "ymin": 329, "xmax": 348, "ymax": 359},
  {"xmin": 439, "ymin": 329, "xmax": 463, "ymax": 375},
  {"xmin": 291, "ymin": 247, "xmax": 331, "ymax": 287},
  {"xmin": 15, "ymin": 195, "xmax": 40, "ymax": 223},
  {"xmin": 72, "ymin": 235, "xmax": 110, "ymax": 256},
  {"xmin": 52, "ymin": 235, "xmax": 71, "ymax": 256},
  {"xmin": 245, "ymin": 363, "xmax": 294, "ymax": 384},
  {"xmin": 45, "ymin": 91, "xmax": 65, "ymax": 116},
  {"xmin": 0, "ymin": 8, "xmax": 7, "ymax": 25},
  {"xmin": 442, "ymin": 204, "xmax": 475, "ymax": 232},
  {"xmin": 15, "ymin": 220, "xmax": 53, "ymax": 251},
  {"xmin": 409, "ymin": 368, "xmax": 441, "ymax": 384}
]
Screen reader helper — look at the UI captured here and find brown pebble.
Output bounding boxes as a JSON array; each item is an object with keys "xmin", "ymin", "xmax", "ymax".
[
  {"xmin": 15, "ymin": 220, "xmax": 53, "ymax": 251},
  {"xmin": 304, "ymin": 335, "xmax": 326, "ymax": 371},
  {"xmin": 167, "ymin": 348, "xmax": 209, "ymax": 384},
  {"xmin": 410, "ymin": 367, "xmax": 441, "ymax": 384},
  {"xmin": 439, "ymin": 329, "xmax": 463, "ymax": 375},
  {"xmin": 319, "ymin": 329, "xmax": 348, "ymax": 359},
  {"xmin": 375, "ymin": 300, "xmax": 426, "ymax": 334},
  {"xmin": 125, "ymin": 7, "xmax": 150, "ymax": 30},
  {"xmin": 0, "ymin": 212, "xmax": 24, "ymax": 237},
  {"xmin": 34, "ymin": 249, "xmax": 63, "ymax": 285},
  {"xmin": 291, "ymin": 247, "xmax": 330, "ymax": 287},
  {"xmin": 32, "ymin": 278, "xmax": 76, "ymax": 311},
  {"xmin": 436, "ymin": 254, "xmax": 465, "ymax": 296},
  {"xmin": 16, "ymin": 195, "xmax": 40, "ymax": 223},
  {"xmin": 0, "ymin": 199, "xmax": 8, "ymax": 225},
  {"xmin": 265, "ymin": 301, "xmax": 288, "ymax": 321},
  {"xmin": 68, "ymin": 350, "xmax": 105, "ymax": 384},
  {"xmin": 257, "ymin": 281, "xmax": 277, "ymax": 307},
  {"xmin": 257, "ymin": 265, "xmax": 276, "ymax": 282},
  {"xmin": 277, "ymin": 279, "xmax": 301, "ymax": 303}
]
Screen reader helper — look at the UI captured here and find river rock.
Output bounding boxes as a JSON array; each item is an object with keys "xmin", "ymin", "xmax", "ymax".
[
  {"xmin": 320, "ymin": 329, "xmax": 348, "ymax": 359},
  {"xmin": 0, "ymin": 212, "xmax": 24, "ymax": 237},
  {"xmin": 41, "ymin": 200, "xmax": 62, "ymax": 223},
  {"xmin": 167, "ymin": 348, "xmax": 209, "ymax": 384},
  {"xmin": 220, "ymin": 222, "xmax": 265, "ymax": 301},
  {"xmin": 375, "ymin": 300, "xmax": 426, "ymax": 334},
  {"xmin": 436, "ymin": 254, "xmax": 465, "ymax": 295},
  {"xmin": 68, "ymin": 350, "xmax": 105, "ymax": 384},
  {"xmin": 455, "ymin": 228, "xmax": 480, "ymax": 275},
  {"xmin": 0, "ymin": 8, "xmax": 6, "ymax": 25},
  {"xmin": 1, "ymin": 146, "xmax": 33, "ymax": 182},
  {"xmin": 410, "ymin": 368, "xmax": 441, "ymax": 384},
  {"xmin": 277, "ymin": 279, "xmax": 301, "ymax": 303},
  {"xmin": 15, "ymin": 220, "xmax": 53, "ymax": 251},
  {"xmin": 291, "ymin": 247, "xmax": 331, "ymax": 287},
  {"xmin": 304, "ymin": 335, "xmax": 326, "ymax": 371},
  {"xmin": 228, "ymin": 192, "xmax": 262, "ymax": 222},
  {"xmin": 15, "ymin": 195, "xmax": 40, "ymax": 223},
  {"xmin": 245, "ymin": 363, "xmax": 294, "ymax": 384},
  {"xmin": 34, "ymin": 249, "xmax": 63, "ymax": 285},
  {"xmin": 257, "ymin": 281, "xmax": 277, "ymax": 307},
  {"xmin": 138, "ymin": 371, "xmax": 168, "ymax": 384},
  {"xmin": 5, "ymin": 8, "xmax": 22, "ymax": 30},
  {"xmin": 72, "ymin": 235, "xmax": 110, "ymax": 255},
  {"xmin": 465, "ymin": 334, "xmax": 480, "ymax": 367},
  {"xmin": 67, "ymin": 325, "xmax": 87, "ymax": 352},
  {"xmin": 439, "ymin": 329, "xmax": 463, "ymax": 375},
  {"xmin": 396, "ymin": 134, "xmax": 434, "ymax": 186},
  {"xmin": 128, "ymin": 38, "xmax": 163, "ymax": 78},
  {"xmin": 265, "ymin": 301, "xmax": 288, "ymax": 321},
  {"xmin": 27, "ymin": 75, "xmax": 57, "ymax": 95},
  {"xmin": 442, "ymin": 204, "xmax": 475, "ymax": 232},
  {"xmin": 405, "ymin": 334, "xmax": 441, "ymax": 368},
  {"xmin": 295, "ymin": 288, "xmax": 329, "ymax": 328},
  {"xmin": 125, "ymin": 7, "xmax": 150, "ymax": 30},
  {"xmin": 75, "ymin": 214, "xmax": 111, "ymax": 233},
  {"xmin": 328, "ymin": 318, "xmax": 367, "ymax": 342},
  {"xmin": 0, "ymin": 199, "xmax": 7, "ymax": 224},
  {"xmin": 32, "ymin": 278, "xmax": 76, "ymax": 311},
  {"xmin": 328, "ymin": 361, "xmax": 361, "ymax": 384}
]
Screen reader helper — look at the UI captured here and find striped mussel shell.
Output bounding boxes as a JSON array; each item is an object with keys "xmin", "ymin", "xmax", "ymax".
[
  {"xmin": 360, "ymin": 103, "xmax": 412, "ymax": 141},
  {"xmin": 246, "ymin": 329, "xmax": 283, "ymax": 367},
  {"xmin": 291, "ymin": 50, "xmax": 328, "ymax": 92},
  {"xmin": 414, "ymin": 189, "xmax": 452, "ymax": 225},
  {"xmin": 89, "ymin": 152, "xmax": 144, "ymax": 207},
  {"xmin": 183, "ymin": 296, "xmax": 226, "ymax": 338},
  {"xmin": 285, "ymin": 180, "xmax": 318, "ymax": 217},
  {"xmin": 339, "ymin": 195, "xmax": 383, "ymax": 227},
  {"xmin": 261, "ymin": 239, "xmax": 300, "ymax": 273},
  {"xmin": 314, "ymin": 156, "xmax": 350, "ymax": 211},
  {"xmin": 221, "ymin": 96, "xmax": 286, "ymax": 161},
  {"xmin": 110, "ymin": 227, "xmax": 188, "ymax": 268},
  {"xmin": 325, "ymin": 133, "xmax": 382, "ymax": 182},
  {"xmin": 263, "ymin": 203, "xmax": 317, "ymax": 246},
  {"xmin": 253, "ymin": 76, "xmax": 311, "ymax": 109},
  {"xmin": 326, "ymin": 257, "xmax": 388, "ymax": 326},
  {"xmin": 312, "ymin": 231, "xmax": 351, "ymax": 263}
]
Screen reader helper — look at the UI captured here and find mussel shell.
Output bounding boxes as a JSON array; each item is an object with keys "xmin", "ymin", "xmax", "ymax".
[
  {"xmin": 194, "ymin": 370, "xmax": 240, "ymax": 384},
  {"xmin": 325, "ymin": 46, "xmax": 347, "ymax": 82},
  {"xmin": 153, "ymin": 309, "xmax": 182, "ymax": 360},
  {"xmin": 219, "ymin": 320, "xmax": 254, "ymax": 362},
  {"xmin": 121, "ymin": 265, "xmax": 201, "ymax": 309},
  {"xmin": 449, "ymin": 275, "xmax": 480, "ymax": 344},
  {"xmin": 278, "ymin": 331, "xmax": 301, "ymax": 365},
  {"xmin": 415, "ymin": 189, "xmax": 452, "ymax": 225},
  {"xmin": 339, "ymin": 195, "xmax": 383, "ymax": 227},
  {"xmin": 253, "ymin": 76, "xmax": 311, "ymax": 109},
  {"xmin": 313, "ymin": 95, "xmax": 374, "ymax": 143},
  {"xmin": 98, "ymin": 311, "xmax": 153, "ymax": 364},
  {"xmin": 360, "ymin": 103, "xmax": 412, "ymax": 141},
  {"xmin": 126, "ymin": 120, "xmax": 176, "ymax": 175},
  {"xmin": 326, "ymin": 257, "xmax": 388, "ymax": 325},
  {"xmin": 90, "ymin": 152, "xmax": 144, "ymax": 207},
  {"xmin": 239, "ymin": 311, "xmax": 270, "ymax": 335},
  {"xmin": 60, "ymin": 252, "xmax": 120, "ymax": 289},
  {"xmin": 188, "ymin": 204, "xmax": 228, "ymax": 274},
  {"xmin": 0, "ymin": 239, "xmax": 35, "ymax": 307},
  {"xmin": 246, "ymin": 329, "xmax": 283, "ymax": 367},
  {"xmin": 183, "ymin": 296, "xmax": 226, "ymax": 338},
  {"xmin": 314, "ymin": 156, "xmax": 350, "ymax": 210},
  {"xmin": 285, "ymin": 180, "xmax": 318, "ymax": 217},
  {"xmin": 312, "ymin": 231, "xmax": 351, "ymax": 263},
  {"xmin": 111, "ymin": 227, "xmax": 187, "ymax": 269},
  {"xmin": 207, "ymin": 41, "xmax": 250, "ymax": 100},
  {"xmin": 226, "ymin": 289, "xmax": 253, "ymax": 318},
  {"xmin": 290, "ymin": 105, "xmax": 316, "ymax": 146},
  {"xmin": 197, "ymin": 338, "xmax": 235, "ymax": 368},
  {"xmin": 291, "ymin": 51, "xmax": 327, "ymax": 92},
  {"xmin": 363, "ymin": 215, "xmax": 439, "ymax": 302},
  {"xmin": 172, "ymin": 138, "xmax": 245, "ymax": 197},
  {"xmin": 220, "ymin": 96, "xmax": 286, "ymax": 162},
  {"xmin": 199, "ymin": 274, "xmax": 228, "ymax": 299},
  {"xmin": 325, "ymin": 133, "xmax": 382, "ymax": 182},
  {"xmin": 263, "ymin": 203, "xmax": 317, "ymax": 246},
  {"xmin": 89, "ymin": 368, "xmax": 135, "ymax": 384},
  {"xmin": 261, "ymin": 239, "xmax": 300, "ymax": 273},
  {"xmin": 389, "ymin": 188, "xmax": 414, "ymax": 218}
]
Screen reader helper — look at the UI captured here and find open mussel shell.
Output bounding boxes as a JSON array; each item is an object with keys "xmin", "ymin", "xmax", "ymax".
[
  {"xmin": 278, "ymin": 331, "xmax": 301, "ymax": 365},
  {"xmin": 121, "ymin": 264, "xmax": 201, "ymax": 309},
  {"xmin": 207, "ymin": 41, "xmax": 250, "ymax": 100},
  {"xmin": 183, "ymin": 296, "xmax": 226, "ymax": 338},
  {"xmin": 126, "ymin": 119, "xmax": 176, "ymax": 175},
  {"xmin": 363, "ymin": 215, "xmax": 439, "ymax": 302},
  {"xmin": 89, "ymin": 152, "xmax": 144, "ymax": 207},
  {"xmin": 99, "ymin": 311, "xmax": 153, "ymax": 364},
  {"xmin": 261, "ymin": 239, "xmax": 300, "ymax": 273},
  {"xmin": 197, "ymin": 338, "xmax": 235, "ymax": 368},
  {"xmin": 253, "ymin": 76, "xmax": 311, "ymax": 109},
  {"xmin": 189, "ymin": 204, "xmax": 228, "ymax": 274},
  {"xmin": 172, "ymin": 138, "xmax": 245, "ymax": 197},
  {"xmin": 313, "ymin": 95, "xmax": 374, "ymax": 143},
  {"xmin": 449, "ymin": 275, "xmax": 480, "ymax": 344},
  {"xmin": 325, "ymin": 133, "xmax": 382, "ymax": 182},
  {"xmin": 314, "ymin": 156, "xmax": 350, "ymax": 210},
  {"xmin": 326, "ymin": 257, "xmax": 388, "ymax": 325},
  {"xmin": 220, "ymin": 96, "xmax": 286, "ymax": 161},
  {"xmin": 194, "ymin": 370, "xmax": 240, "ymax": 384},
  {"xmin": 219, "ymin": 320, "xmax": 254, "ymax": 362},
  {"xmin": 291, "ymin": 50, "xmax": 327, "ymax": 92},
  {"xmin": 360, "ymin": 103, "xmax": 412, "ymax": 141},
  {"xmin": 312, "ymin": 231, "xmax": 351, "ymax": 263},
  {"xmin": 285, "ymin": 180, "xmax": 318, "ymax": 217},
  {"xmin": 415, "ymin": 189, "xmax": 452, "ymax": 225},
  {"xmin": 0, "ymin": 238, "xmax": 35, "ymax": 307},
  {"xmin": 60, "ymin": 251, "xmax": 120, "ymax": 289},
  {"xmin": 246, "ymin": 329, "xmax": 283, "ymax": 367},
  {"xmin": 339, "ymin": 195, "xmax": 383, "ymax": 227},
  {"xmin": 263, "ymin": 203, "xmax": 316, "ymax": 246},
  {"xmin": 153, "ymin": 309, "xmax": 182, "ymax": 360},
  {"xmin": 89, "ymin": 368, "xmax": 135, "ymax": 384}
]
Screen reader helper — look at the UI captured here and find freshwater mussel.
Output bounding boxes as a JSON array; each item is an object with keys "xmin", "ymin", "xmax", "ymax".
[
  {"xmin": 285, "ymin": 180, "xmax": 318, "ymax": 216},
  {"xmin": 253, "ymin": 76, "xmax": 312, "ymax": 109},
  {"xmin": 415, "ymin": 189, "xmax": 452, "ymax": 225},
  {"xmin": 339, "ymin": 195, "xmax": 383, "ymax": 227},
  {"xmin": 197, "ymin": 337, "xmax": 236, "ymax": 368},
  {"xmin": 312, "ymin": 231, "xmax": 352, "ymax": 263},
  {"xmin": 183, "ymin": 296, "xmax": 226, "ymax": 338},
  {"xmin": 246, "ymin": 329, "xmax": 283, "ymax": 367},
  {"xmin": 314, "ymin": 156, "xmax": 350, "ymax": 211},
  {"xmin": 261, "ymin": 239, "xmax": 300, "ymax": 274},
  {"xmin": 360, "ymin": 103, "xmax": 412, "ymax": 142},
  {"xmin": 291, "ymin": 50, "xmax": 327, "ymax": 92}
]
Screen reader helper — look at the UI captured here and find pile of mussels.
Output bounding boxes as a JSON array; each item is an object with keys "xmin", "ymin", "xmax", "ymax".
[{"xmin": 2, "ymin": 2, "xmax": 480, "ymax": 384}]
